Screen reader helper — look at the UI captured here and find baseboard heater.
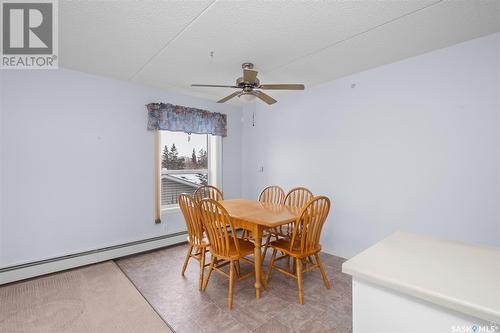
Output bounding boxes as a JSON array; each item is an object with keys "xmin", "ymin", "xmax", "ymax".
[{"xmin": 0, "ymin": 232, "xmax": 187, "ymax": 285}]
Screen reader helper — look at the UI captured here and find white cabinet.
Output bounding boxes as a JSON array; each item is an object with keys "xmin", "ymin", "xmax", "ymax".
[
  {"xmin": 343, "ymin": 232, "xmax": 500, "ymax": 332},
  {"xmin": 352, "ymin": 278, "xmax": 497, "ymax": 333}
]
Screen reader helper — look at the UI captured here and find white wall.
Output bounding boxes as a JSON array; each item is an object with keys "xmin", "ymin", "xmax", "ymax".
[
  {"xmin": 241, "ymin": 33, "xmax": 500, "ymax": 258},
  {"xmin": 0, "ymin": 69, "xmax": 241, "ymax": 267}
]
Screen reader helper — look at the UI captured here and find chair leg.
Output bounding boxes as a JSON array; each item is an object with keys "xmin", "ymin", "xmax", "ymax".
[
  {"xmin": 302, "ymin": 258, "xmax": 308, "ymax": 271},
  {"xmin": 228, "ymin": 260, "xmax": 235, "ymax": 310},
  {"xmin": 296, "ymin": 257, "xmax": 303, "ymax": 304},
  {"xmin": 308, "ymin": 256, "xmax": 314, "ymax": 267},
  {"xmin": 243, "ymin": 230, "xmax": 251, "ymax": 240},
  {"xmin": 262, "ymin": 233, "xmax": 272, "ymax": 264},
  {"xmin": 203, "ymin": 255, "xmax": 215, "ymax": 291},
  {"xmin": 264, "ymin": 249, "xmax": 277, "ymax": 290},
  {"xmin": 198, "ymin": 247, "xmax": 206, "ymax": 290},
  {"xmin": 235, "ymin": 259, "xmax": 241, "ymax": 278},
  {"xmin": 181, "ymin": 245, "xmax": 193, "ymax": 276},
  {"xmin": 315, "ymin": 253, "xmax": 330, "ymax": 289}
]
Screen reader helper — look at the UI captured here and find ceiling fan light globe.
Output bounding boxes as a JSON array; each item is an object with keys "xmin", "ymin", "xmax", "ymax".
[{"xmin": 239, "ymin": 94, "xmax": 255, "ymax": 102}]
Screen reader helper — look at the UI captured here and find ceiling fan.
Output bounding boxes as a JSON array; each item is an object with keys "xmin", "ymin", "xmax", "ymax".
[{"xmin": 191, "ymin": 63, "xmax": 304, "ymax": 105}]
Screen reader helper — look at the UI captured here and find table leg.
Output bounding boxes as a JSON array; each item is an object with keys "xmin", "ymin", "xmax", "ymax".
[{"xmin": 253, "ymin": 226, "xmax": 262, "ymax": 299}]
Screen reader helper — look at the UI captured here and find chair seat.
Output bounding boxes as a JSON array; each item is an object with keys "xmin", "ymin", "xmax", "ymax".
[
  {"xmin": 213, "ymin": 238, "xmax": 254, "ymax": 260},
  {"xmin": 187, "ymin": 235, "xmax": 210, "ymax": 247},
  {"xmin": 269, "ymin": 239, "xmax": 320, "ymax": 258}
]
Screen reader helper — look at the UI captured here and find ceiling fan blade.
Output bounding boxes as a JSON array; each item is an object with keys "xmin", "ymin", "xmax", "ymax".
[
  {"xmin": 192, "ymin": 84, "xmax": 239, "ymax": 88},
  {"xmin": 217, "ymin": 91, "xmax": 241, "ymax": 103},
  {"xmin": 243, "ymin": 69, "xmax": 258, "ymax": 84},
  {"xmin": 252, "ymin": 90, "xmax": 277, "ymax": 105},
  {"xmin": 259, "ymin": 84, "xmax": 304, "ymax": 90}
]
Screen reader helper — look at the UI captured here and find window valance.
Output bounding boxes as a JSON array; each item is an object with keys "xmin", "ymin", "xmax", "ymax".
[{"xmin": 147, "ymin": 103, "xmax": 227, "ymax": 137}]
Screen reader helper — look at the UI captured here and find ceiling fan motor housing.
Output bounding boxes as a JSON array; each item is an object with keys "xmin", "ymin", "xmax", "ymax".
[{"xmin": 236, "ymin": 77, "xmax": 260, "ymax": 88}]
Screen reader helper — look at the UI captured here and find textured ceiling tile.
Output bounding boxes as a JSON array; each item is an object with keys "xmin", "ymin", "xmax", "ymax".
[
  {"xmin": 131, "ymin": 0, "xmax": 437, "ymax": 100},
  {"xmin": 268, "ymin": 0, "xmax": 500, "ymax": 87},
  {"xmin": 59, "ymin": 0, "xmax": 213, "ymax": 81},
  {"xmin": 58, "ymin": 0, "xmax": 500, "ymax": 104}
]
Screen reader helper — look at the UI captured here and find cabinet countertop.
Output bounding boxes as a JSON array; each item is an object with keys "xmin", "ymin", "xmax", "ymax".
[{"xmin": 342, "ymin": 231, "xmax": 500, "ymax": 323}]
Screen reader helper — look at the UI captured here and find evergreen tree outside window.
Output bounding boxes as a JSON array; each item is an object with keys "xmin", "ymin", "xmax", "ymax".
[{"xmin": 160, "ymin": 131, "xmax": 209, "ymax": 206}]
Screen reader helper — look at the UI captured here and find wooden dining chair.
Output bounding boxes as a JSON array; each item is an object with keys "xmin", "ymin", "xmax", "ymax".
[
  {"xmin": 193, "ymin": 185, "xmax": 223, "ymax": 204},
  {"xmin": 262, "ymin": 187, "xmax": 314, "ymax": 262},
  {"xmin": 264, "ymin": 196, "xmax": 331, "ymax": 304},
  {"xmin": 285, "ymin": 187, "xmax": 314, "ymax": 210},
  {"xmin": 241, "ymin": 185, "xmax": 286, "ymax": 241},
  {"xmin": 258, "ymin": 185, "xmax": 285, "ymax": 204},
  {"xmin": 178, "ymin": 193, "xmax": 210, "ymax": 290},
  {"xmin": 199, "ymin": 198, "xmax": 254, "ymax": 310}
]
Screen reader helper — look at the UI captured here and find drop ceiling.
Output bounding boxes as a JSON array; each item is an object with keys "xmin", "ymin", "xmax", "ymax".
[{"xmin": 60, "ymin": 0, "xmax": 500, "ymax": 103}]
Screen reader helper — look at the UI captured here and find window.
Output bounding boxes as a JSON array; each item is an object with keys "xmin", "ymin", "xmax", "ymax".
[{"xmin": 160, "ymin": 131, "xmax": 217, "ymax": 207}]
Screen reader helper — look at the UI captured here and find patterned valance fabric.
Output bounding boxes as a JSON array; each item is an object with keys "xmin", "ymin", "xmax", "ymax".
[{"xmin": 147, "ymin": 103, "xmax": 227, "ymax": 137}]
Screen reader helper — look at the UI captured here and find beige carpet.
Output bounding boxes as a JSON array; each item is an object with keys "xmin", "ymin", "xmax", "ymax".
[{"xmin": 0, "ymin": 261, "xmax": 172, "ymax": 333}]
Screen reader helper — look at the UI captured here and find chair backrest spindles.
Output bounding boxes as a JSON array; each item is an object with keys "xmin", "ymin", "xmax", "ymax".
[
  {"xmin": 178, "ymin": 193, "xmax": 204, "ymax": 247},
  {"xmin": 258, "ymin": 185, "xmax": 285, "ymax": 204},
  {"xmin": 193, "ymin": 185, "xmax": 224, "ymax": 204},
  {"xmin": 199, "ymin": 198, "xmax": 240, "ymax": 258},
  {"xmin": 289, "ymin": 196, "xmax": 330, "ymax": 255},
  {"xmin": 284, "ymin": 187, "xmax": 314, "ymax": 210}
]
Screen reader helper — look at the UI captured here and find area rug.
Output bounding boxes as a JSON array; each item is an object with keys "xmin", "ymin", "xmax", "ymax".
[{"xmin": 0, "ymin": 261, "xmax": 172, "ymax": 333}]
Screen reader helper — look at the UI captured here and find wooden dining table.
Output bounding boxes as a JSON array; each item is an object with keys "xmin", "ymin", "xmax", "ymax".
[{"xmin": 219, "ymin": 198, "xmax": 300, "ymax": 299}]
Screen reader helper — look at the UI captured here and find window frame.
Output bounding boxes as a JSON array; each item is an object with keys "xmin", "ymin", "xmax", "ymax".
[{"xmin": 154, "ymin": 131, "xmax": 222, "ymax": 219}]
